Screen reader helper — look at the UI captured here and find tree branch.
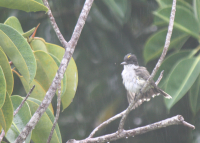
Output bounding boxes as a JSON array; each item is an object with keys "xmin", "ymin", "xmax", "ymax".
[
  {"xmin": 155, "ymin": 70, "xmax": 164, "ymax": 85},
  {"xmin": 47, "ymin": 80, "xmax": 61, "ymax": 143},
  {"xmin": 88, "ymin": 70, "xmax": 164, "ymax": 138},
  {"xmin": 14, "ymin": 0, "xmax": 94, "ymax": 142},
  {"xmin": 67, "ymin": 115, "xmax": 194, "ymax": 143},
  {"xmin": 42, "ymin": 0, "xmax": 67, "ymax": 47},
  {"xmin": 118, "ymin": 0, "xmax": 177, "ymax": 132}
]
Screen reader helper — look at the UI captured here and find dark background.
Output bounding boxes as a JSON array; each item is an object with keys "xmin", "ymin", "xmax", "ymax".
[{"xmin": 1, "ymin": 0, "xmax": 199, "ymax": 142}]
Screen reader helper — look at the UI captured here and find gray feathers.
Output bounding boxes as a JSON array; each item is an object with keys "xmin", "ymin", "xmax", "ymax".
[{"xmin": 121, "ymin": 54, "xmax": 172, "ymax": 106}]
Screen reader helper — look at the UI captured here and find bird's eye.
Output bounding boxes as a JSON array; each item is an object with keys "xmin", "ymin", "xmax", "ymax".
[{"xmin": 127, "ymin": 55, "xmax": 131, "ymax": 59}]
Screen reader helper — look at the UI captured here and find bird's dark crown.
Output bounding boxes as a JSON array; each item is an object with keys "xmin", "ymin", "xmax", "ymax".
[{"xmin": 123, "ymin": 53, "xmax": 138, "ymax": 65}]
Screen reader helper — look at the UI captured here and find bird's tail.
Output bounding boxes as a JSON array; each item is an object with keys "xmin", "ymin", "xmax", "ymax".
[{"xmin": 157, "ymin": 88, "xmax": 172, "ymax": 99}]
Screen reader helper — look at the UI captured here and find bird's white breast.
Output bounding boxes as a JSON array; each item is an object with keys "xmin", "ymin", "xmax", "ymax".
[{"xmin": 121, "ymin": 65, "xmax": 143, "ymax": 93}]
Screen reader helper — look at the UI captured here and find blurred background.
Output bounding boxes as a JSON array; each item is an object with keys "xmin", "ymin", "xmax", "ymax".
[{"xmin": 1, "ymin": 0, "xmax": 200, "ymax": 142}]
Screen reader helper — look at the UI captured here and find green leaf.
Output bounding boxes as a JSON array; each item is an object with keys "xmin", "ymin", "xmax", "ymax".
[
  {"xmin": 34, "ymin": 51, "xmax": 59, "ymax": 91},
  {"xmin": 165, "ymin": 57, "xmax": 200, "ymax": 110},
  {"xmin": 4, "ymin": 16, "xmax": 24, "ymax": 34},
  {"xmin": 154, "ymin": 50, "xmax": 192, "ymax": 89},
  {"xmin": 45, "ymin": 42, "xmax": 65, "ymax": 61},
  {"xmin": 27, "ymin": 98, "xmax": 62, "ymax": 143},
  {"xmin": 30, "ymin": 38, "xmax": 48, "ymax": 52},
  {"xmin": 6, "ymin": 96, "xmax": 31, "ymax": 143},
  {"xmin": 31, "ymin": 38, "xmax": 78, "ymax": 110},
  {"xmin": 49, "ymin": 54, "xmax": 67, "ymax": 96},
  {"xmin": 189, "ymin": 75, "xmax": 200, "ymax": 115},
  {"xmin": 154, "ymin": 6, "xmax": 199, "ymax": 39},
  {"xmin": 102, "ymin": 0, "xmax": 130, "ymax": 25},
  {"xmin": 61, "ymin": 58, "xmax": 78, "ymax": 110},
  {"xmin": 0, "ymin": 49, "xmax": 13, "ymax": 96},
  {"xmin": 45, "ymin": 42, "xmax": 78, "ymax": 110},
  {"xmin": 143, "ymin": 28, "xmax": 189, "ymax": 63},
  {"xmin": 194, "ymin": 0, "xmax": 200, "ymax": 25},
  {"xmin": 22, "ymin": 27, "xmax": 35, "ymax": 38},
  {"xmin": 0, "ymin": 0, "xmax": 48, "ymax": 12},
  {"xmin": 0, "ymin": 93, "xmax": 13, "ymax": 133},
  {"xmin": 0, "ymin": 66, "xmax": 6, "ymax": 109},
  {"xmin": 0, "ymin": 24, "xmax": 36, "ymax": 84}
]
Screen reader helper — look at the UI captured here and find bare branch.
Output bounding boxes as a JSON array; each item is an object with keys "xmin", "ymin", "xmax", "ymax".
[
  {"xmin": 14, "ymin": 0, "xmax": 94, "ymax": 142},
  {"xmin": 88, "ymin": 110, "xmax": 126, "ymax": 138},
  {"xmin": 67, "ymin": 115, "xmax": 194, "ymax": 143},
  {"xmin": 0, "ymin": 85, "xmax": 35, "ymax": 142},
  {"xmin": 42, "ymin": 0, "xmax": 67, "ymax": 47},
  {"xmin": 142, "ymin": 0, "xmax": 177, "ymax": 92},
  {"xmin": 118, "ymin": 0, "xmax": 177, "ymax": 132},
  {"xmin": 47, "ymin": 80, "xmax": 62, "ymax": 143}
]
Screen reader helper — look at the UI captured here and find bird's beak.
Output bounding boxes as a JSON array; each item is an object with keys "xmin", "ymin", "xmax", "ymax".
[{"xmin": 121, "ymin": 62, "xmax": 127, "ymax": 65}]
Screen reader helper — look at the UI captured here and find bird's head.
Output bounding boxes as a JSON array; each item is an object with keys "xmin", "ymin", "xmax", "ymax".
[{"xmin": 121, "ymin": 53, "xmax": 138, "ymax": 66}]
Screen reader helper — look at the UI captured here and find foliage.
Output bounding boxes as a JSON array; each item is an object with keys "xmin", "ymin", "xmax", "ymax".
[
  {"xmin": 143, "ymin": 0, "xmax": 200, "ymax": 113},
  {"xmin": 0, "ymin": 1, "xmax": 78, "ymax": 142}
]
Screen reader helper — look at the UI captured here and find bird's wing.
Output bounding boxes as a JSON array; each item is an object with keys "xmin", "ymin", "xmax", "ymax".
[{"xmin": 135, "ymin": 66, "xmax": 150, "ymax": 80}]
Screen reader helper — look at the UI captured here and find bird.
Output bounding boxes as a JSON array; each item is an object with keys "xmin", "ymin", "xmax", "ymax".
[{"xmin": 121, "ymin": 53, "xmax": 172, "ymax": 105}]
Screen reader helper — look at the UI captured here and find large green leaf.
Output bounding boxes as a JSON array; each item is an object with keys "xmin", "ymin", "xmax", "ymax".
[
  {"xmin": 4, "ymin": 16, "xmax": 36, "ymax": 38},
  {"xmin": 61, "ymin": 58, "xmax": 78, "ymax": 110},
  {"xmin": 189, "ymin": 75, "xmax": 200, "ymax": 115},
  {"xmin": 27, "ymin": 98, "xmax": 62, "ymax": 143},
  {"xmin": 0, "ymin": 49, "xmax": 13, "ymax": 96},
  {"xmin": 31, "ymin": 38, "xmax": 78, "ymax": 110},
  {"xmin": 154, "ymin": 6, "xmax": 199, "ymax": 39},
  {"xmin": 6, "ymin": 96, "xmax": 31, "ymax": 143},
  {"xmin": 154, "ymin": 50, "xmax": 192, "ymax": 89},
  {"xmin": 143, "ymin": 28, "xmax": 189, "ymax": 63},
  {"xmin": 30, "ymin": 38, "xmax": 48, "ymax": 52},
  {"xmin": 0, "ymin": 24, "xmax": 36, "ymax": 84},
  {"xmin": 34, "ymin": 50, "xmax": 59, "ymax": 91},
  {"xmin": 165, "ymin": 57, "xmax": 200, "ymax": 110},
  {"xmin": 4, "ymin": 16, "xmax": 24, "ymax": 34},
  {"xmin": 0, "ymin": 0, "xmax": 48, "ymax": 12},
  {"xmin": 0, "ymin": 93, "xmax": 13, "ymax": 133},
  {"xmin": 49, "ymin": 54, "xmax": 67, "ymax": 96},
  {"xmin": 46, "ymin": 44, "xmax": 78, "ymax": 110},
  {"xmin": 0, "ymin": 66, "xmax": 6, "ymax": 109}
]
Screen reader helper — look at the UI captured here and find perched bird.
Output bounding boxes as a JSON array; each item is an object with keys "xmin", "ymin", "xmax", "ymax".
[{"xmin": 121, "ymin": 53, "xmax": 172, "ymax": 104}]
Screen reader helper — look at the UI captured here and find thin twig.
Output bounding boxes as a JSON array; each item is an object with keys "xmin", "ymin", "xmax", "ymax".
[
  {"xmin": 88, "ymin": 110, "xmax": 126, "ymax": 138},
  {"xmin": 42, "ymin": 0, "xmax": 67, "ymax": 47},
  {"xmin": 118, "ymin": 0, "xmax": 177, "ymax": 132},
  {"xmin": 47, "ymin": 80, "xmax": 62, "ymax": 143},
  {"xmin": 155, "ymin": 70, "xmax": 164, "ymax": 85},
  {"xmin": 88, "ymin": 70, "xmax": 164, "ymax": 138},
  {"xmin": 142, "ymin": 0, "xmax": 177, "ymax": 92},
  {"xmin": 0, "ymin": 85, "xmax": 35, "ymax": 142},
  {"xmin": 14, "ymin": 0, "xmax": 94, "ymax": 142},
  {"xmin": 14, "ymin": 85, "xmax": 35, "ymax": 116},
  {"xmin": 67, "ymin": 115, "xmax": 194, "ymax": 143}
]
